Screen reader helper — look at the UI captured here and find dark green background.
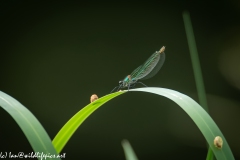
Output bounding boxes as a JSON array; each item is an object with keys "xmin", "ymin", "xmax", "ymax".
[{"xmin": 0, "ymin": 1, "xmax": 240, "ymax": 160}]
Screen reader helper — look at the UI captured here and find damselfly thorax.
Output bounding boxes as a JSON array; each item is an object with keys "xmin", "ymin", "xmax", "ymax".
[
  {"xmin": 110, "ymin": 46, "xmax": 166, "ymax": 93},
  {"xmin": 121, "ymin": 75, "xmax": 137, "ymax": 87}
]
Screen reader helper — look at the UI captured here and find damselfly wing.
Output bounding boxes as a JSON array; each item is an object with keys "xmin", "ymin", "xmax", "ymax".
[{"xmin": 110, "ymin": 46, "xmax": 166, "ymax": 93}]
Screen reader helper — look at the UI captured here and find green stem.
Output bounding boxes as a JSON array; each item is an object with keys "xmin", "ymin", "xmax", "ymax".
[
  {"xmin": 182, "ymin": 11, "xmax": 213, "ymax": 160},
  {"xmin": 182, "ymin": 11, "xmax": 209, "ymax": 112},
  {"xmin": 206, "ymin": 147, "xmax": 214, "ymax": 160}
]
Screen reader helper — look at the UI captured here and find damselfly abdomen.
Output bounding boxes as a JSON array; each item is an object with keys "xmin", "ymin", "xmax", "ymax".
[{"xmin": 110, "ymin": 46, "xmax": 166, "ymax": 93}]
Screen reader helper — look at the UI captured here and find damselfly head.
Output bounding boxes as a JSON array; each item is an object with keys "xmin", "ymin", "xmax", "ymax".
[
  {"xmin": 127, "ymin": 75, "xmax": 132, "ymax": 80},
  {"xmin": 119, "ymin": 81, "xmax": 123, "ymax": 84}
]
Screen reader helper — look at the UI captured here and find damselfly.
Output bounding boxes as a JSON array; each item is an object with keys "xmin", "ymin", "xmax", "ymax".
[{"xmin": 110, "ymin": 46, "xmax": 166, "ymax": 93}]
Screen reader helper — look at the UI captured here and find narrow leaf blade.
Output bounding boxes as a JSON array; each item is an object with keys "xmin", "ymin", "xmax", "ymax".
[
  {"xmin": 121, "ymin": 139, "xmax": 138, "ymax": 160},
  {"xmin": 0, "ymin": 91, "xmax": 60, "ymax": 160},
  {"xmin": 52, "ymin": 91, "xmax": 126, "ymax": 153}
]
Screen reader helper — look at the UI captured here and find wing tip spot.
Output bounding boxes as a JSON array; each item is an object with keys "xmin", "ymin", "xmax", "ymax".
[{"xmin": 159, "ymin": 46, "xmax": 166, "ymax": 53}]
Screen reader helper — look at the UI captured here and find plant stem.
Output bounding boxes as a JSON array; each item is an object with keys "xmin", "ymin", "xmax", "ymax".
[
  {"xmin": 182, "ymin": 11, "xmax": 214, "ymax": 160},
  {"xmin": 206, "ymin": 147, "xmax": 214, "ymax": 160}
]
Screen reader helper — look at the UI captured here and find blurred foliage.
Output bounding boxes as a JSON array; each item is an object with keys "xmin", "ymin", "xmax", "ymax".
[{"xmin": 0, "ymin": 1, "xmax": 239, "ymax": 159}]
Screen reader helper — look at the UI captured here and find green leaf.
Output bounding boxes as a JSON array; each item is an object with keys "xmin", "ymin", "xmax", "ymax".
[
  {"xmin": 130, "ymin": 87, "xmax": 234, "ymax": 160},
  {"xmin": 0, "ymin": 91, "xmax": 61, "ymax": 160},
  {"xmin": 182, "ymin": 11, "xmax": 209, "ymax": 112},
  {"xmin": 121, "ymin": 139, "xmax": 138, "ymax": 160},
  {"xmin": 52, "ymin": 91, "xmax": 126, "ymax": 153},
  {"xmin": 183, "ymin": 11, "xmax": 213, "ymax": 159},
  {"xmin": 53, "ymin": 87, "xmax": 234, "ymax": 160}
]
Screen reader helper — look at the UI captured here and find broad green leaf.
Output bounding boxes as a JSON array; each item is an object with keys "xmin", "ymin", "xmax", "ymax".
[
  {"xmin": 0, "ymin": 91, "xmax": 61, "ymax": 160},
  {"xmin": 52, "ymin": 91, "xmax": 126, "ymax": 153}
]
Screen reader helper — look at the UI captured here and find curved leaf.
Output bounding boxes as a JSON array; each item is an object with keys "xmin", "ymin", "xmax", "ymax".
[
  {"xmin": 53, "ymin": 87, "xmax": 234, "ymax": 160},
  {"xmin": 130, "ymin": 87, "xmax": 234, "ymax": 160},
  {"xmin": 52, "ymin": 91, "xmax": 126, "ymax": 153},
  {"xmin": 0, "ymin": 91, "xmax": 60, "ymax": 160}
]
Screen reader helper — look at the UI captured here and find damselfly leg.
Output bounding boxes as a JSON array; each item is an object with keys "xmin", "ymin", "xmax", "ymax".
[
  {"xmin": 127, "ymin": 84, "xmax": 131, "ymax": 91},
  {"xmin": 130, "ymin": 83, "xmax": 136, "ymax": 88},
  {"xmin": 110, "ymin": 46, "xmax": 165, "ymax": 93},
  {"xmin": 110, "ymin": 83, "xmax": 123, "ymax": 93},
  {"xmin": 116, "ymin": 84, "xmax": 123, "ymax": 92},
  {"xmin": 110, "ymin": 86, "xmax": 119, "ymax": 93}
]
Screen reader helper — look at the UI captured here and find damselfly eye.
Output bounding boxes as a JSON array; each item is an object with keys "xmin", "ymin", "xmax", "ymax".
[{"xmin": 110, "ymin": 46, "xmax": 165, "ymax": 93}]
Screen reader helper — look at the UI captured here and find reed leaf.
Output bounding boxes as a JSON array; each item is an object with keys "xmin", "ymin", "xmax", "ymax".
[
  {"xmin": 121, "ymin": 139, "xmax": 138, "ymax": 160},
  {"xmin": 52, "ymin": 91, "xmax": 126, "ymax": 153},
  {"xmin": 0, "ymin": 91, "xmax": 60, "ymax": 160},
  {"xmin": 53, "ymin": 87, "xmax": 234, "ymax": 160}
]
